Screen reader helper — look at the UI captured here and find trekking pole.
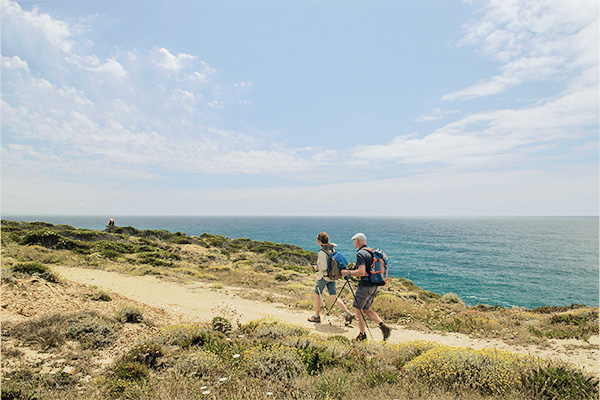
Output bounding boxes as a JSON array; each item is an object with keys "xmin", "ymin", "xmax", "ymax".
[
  {"xmin": 315, "ymin": 285, "xmax": 333, "ymax": 325},
  {"xmin": 325, "ymin": 278, "xmax": 350, "ymax": 316},
  {"xmin": 347, "ymin": 280, "xmax": 374, "ymax": 340}
]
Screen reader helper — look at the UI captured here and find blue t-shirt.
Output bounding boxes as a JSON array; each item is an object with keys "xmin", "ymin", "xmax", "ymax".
[{"xmin": 356, "ymin": 246, "xmax": 374, "ymax": 286}]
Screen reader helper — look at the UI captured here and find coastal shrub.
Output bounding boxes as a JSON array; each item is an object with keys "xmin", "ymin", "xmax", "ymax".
[
  {"xmin": 176, "ymin": 349, "xmax": 224, "ymax": 378},
  {"xmin": 371, "ymin": 294, "xmax": 409, "ymax": 321},
  {"xmin": 122, "ymin": 342, "xmax": 165, "ymax": 368},
  {"xmin": 103, "ymin": 358, "xmax": 149, "ymax": 397},
  {"xmin": 20, "ymin": 229, "xmax": 63, "ymax": 248},
  {"xmin": 60, "ymin": 228, "xmax": 119, "ymax": 242},
  {"xmin": 67, "ymin": 310, "xmax": 118, "ymax": 349},
  {"xmin": 245, "ymin": 317, "xmax": 310, "ymax": 340},
  {"xmin": 112, "ymin": 359, "xmax": 150, "ymax": 381},
  {"xmin": 7, "ymin": 313, "xmax": 69, "ymax": 349},
  {"xmin": 212, "ymin": 316, "xmax": 232, "ymax": 333},
  {"xmin": 529, "ymin": 310, "xmax": 599, "ymax": 340},
  {"xmin": 241, "ymin": 344, "xmax": 305, "ymax": 381},
  {"xmin": 277, "ymin": 264, "xmax": 311, "ymax": 274},
  {"xmin": 525, "ymin": 362, "xmax": 599, "ymax": 400},
  {"xmin": 442, "ymin": 292, "xmax": 465, "ymax": 306},
  {"xmin": 532, "ymin": 303, "xmax": 587, "ymax": 314},
  {"xmin": 0, "ymin": 383, "xmax": 38, "ymax": 400},
  {"xmin": 314, "ymin": 368, "xmax": 350, "ymax": 400},
  {"xmin": 95, "ymin": 241, "xmax": 137, "ymax": 255},
  {"xmin": 10, "ymin": 262, "xmax": 61, "ymax": 283},
  {"xmin": 20, "ymin": 229, "xmax": 89, "ymax": 253},
  {"xmin": 156, "ymin": 324, "xmax": 209, "ymax": 348},
  {"xmin": 382, "ymin": 340, "xmax": 441, "ymax": 369},
  {"xmin": 116, "ymin": 305, "xmax": 144, "ymax": 323},
  {"xmin": 284, "ymin": 335, "xmax": 351, "ymax": 374},
  {"xmin": 404, "ymin": 346, "xmax": 540, "ymax": 395},
  {"xmin": 365, "ymin": 364, "xmax": 400, "ymax": 387},
  {"xmin": 201, "ymin": 233, "xmax": 228, "ymax": 248},
  {"xmin": 136, "ymin": 249, "xmax": 181, "ymax": 268},
  {"xmin": 284, "ymin": 283, "xmax": 308, "ymax": 294},
  {"xmin": 90, "ymin": 289, "xmax": 112, "ymax": 302}
]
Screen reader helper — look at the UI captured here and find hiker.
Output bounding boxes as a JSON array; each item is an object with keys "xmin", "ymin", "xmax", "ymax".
[
  {"xmin": 308, "ymin": 232, "xmax": 354, "ymax": 325},
  {"xmin": 107, "ymin": 218, "xmax": 115, "ymax": 227},
  {"xmin": 341, "ymin": 232, "xmax": 392, "ymax": 341}
]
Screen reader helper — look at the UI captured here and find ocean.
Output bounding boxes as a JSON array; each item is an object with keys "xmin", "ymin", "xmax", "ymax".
[{"xmin": 3, "ymin": 215, "xmax": 598, "ymax": 309}]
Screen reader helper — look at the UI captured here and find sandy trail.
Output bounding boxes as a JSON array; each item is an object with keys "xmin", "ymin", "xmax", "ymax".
[{"xmin": 53, "ymin": 266, "xmax": 599, "ymax": 376}]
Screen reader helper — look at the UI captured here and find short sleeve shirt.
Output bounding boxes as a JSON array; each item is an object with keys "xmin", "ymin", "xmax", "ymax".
[{"xmin": 356, "ymin": 245, "xmax": 374, "ymax": 286}]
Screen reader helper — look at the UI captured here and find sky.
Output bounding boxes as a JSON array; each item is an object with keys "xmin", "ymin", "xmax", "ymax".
[{"xmin": 1, "ymin": 0, "xmax": 598, "ymax": 216}]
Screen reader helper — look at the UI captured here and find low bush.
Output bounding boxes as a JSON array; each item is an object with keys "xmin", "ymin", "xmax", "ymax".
[
  {"xmin": 212, "ymin": 316, "xmax": 232, "ymax": 333},
  {"xmin": 525, "ymin": 362, "xmax": 599, "ymax": 399},
  {"xmin": 90, "ymin": 289, "xmax": 112, "ymax": 302},
  {"xmin": 156, "ymin": 324, "xmax": 209, "ymax": 348},
  {"xmin": 176, "ymin": 349, "xmax": 224, "ymax": 378},
  {"xmin": 10, "ymin": 263, "xmax": 61, "ymax": 283},
  {"xmin": 0, "ymin": 383, "xmax": 38, "ymax": 400},
  {"xmin": 242, "ymin": 344, "xmax": 305, "ymax": 382},
  {"xmin": 103, "ymin": 358, "xmax": 149, "ymax": 398},
  {"xmin": 243, "ymin": 317, "xmax": 310, "ymax": 340},
  {"xmin": 404, "ymin": 346, "xmax": 540, "ymax": 395},
  {"xmin": 116, "ymin": 305, "xmax": 144, "ymax": 323},
  {"xmin": 314, "ymin": 368, "xmax": 350, "ymax": 400},
  {"xmin": 365, "ymin": 365, "xmax": 400, "ymax": 388},
  {"xmin": 67, "ymin": 310, "xmax": 118, "ymax": 349},
  {"xmin": 122, "ymin": 342, "xmax": 165, "ymax": 368},
  {"xmin": 284, "ymin": 335, "xmax": 352, "ymax": 375},
  {"xmin": 383, "ymin": 340, "xmax": 441, "ymax": 369},
  {"xmin": 529, "ymin": 310, "xmax": 599, "ymax": 340},
  {"xmin": 442, "ymin": 292, "xmax": 465, "ymax": 306},
  {"xmin": 7, "ymin": 313, "xmax": 69, "ymax": 349}
]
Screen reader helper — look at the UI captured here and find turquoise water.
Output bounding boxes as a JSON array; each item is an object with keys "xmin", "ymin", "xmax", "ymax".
[{"xmin": 4, "ymin": 215, "xmax": 598, "ymax": 309}]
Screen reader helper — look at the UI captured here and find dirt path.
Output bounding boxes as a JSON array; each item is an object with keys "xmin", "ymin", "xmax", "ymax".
[{"xmin": 53, "ymin": 266, "xmax": 599, "ymax": 376}]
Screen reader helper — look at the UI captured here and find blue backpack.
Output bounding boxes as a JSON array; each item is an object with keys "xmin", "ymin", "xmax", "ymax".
[
  {"xmin": 364, "ymin": 248, "xmax": 388, "ymax": 286},
  {"xmin": 325, "ymin": 250, "xmax": 348, "ymax": 280}
]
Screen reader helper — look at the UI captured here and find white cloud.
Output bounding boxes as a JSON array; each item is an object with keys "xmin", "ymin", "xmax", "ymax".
[
  {"xmin": 445, "ymin": 0, "xmax": 598, "ymax": 100},
  {"xmin": 154, "ymin": 47, "xmax": 196, "ymax": 72},
  {"xmin": 94, "ymin": 58, "xmax": 126, "ymax": 78},
  {"xmin": 358, "ymin": 75, "xmax": 598, "ymax": 169},
  {"xmin": 414, "ymin": 108, "xmax": 459, "ymax": 122},
  {"xmin": 1, "ymin": 0, "xmax": 75, "ymax": 54},
  {"xmin": 2, "ymin": 55, "xmax": 29, "ymax": 70}
]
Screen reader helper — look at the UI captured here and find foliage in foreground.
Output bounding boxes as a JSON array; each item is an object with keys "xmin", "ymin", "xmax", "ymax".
[{"xmin": 2, "ymin": 316, "xmax": 597, "ymax": 400}]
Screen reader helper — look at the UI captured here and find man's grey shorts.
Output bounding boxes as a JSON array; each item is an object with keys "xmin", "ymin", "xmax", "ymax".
[{"xmin": 352, "ymin": 284, "xmax": 378, "ymax": 310}]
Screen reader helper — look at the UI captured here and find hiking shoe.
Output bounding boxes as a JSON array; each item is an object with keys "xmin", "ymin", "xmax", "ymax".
[
  {"xmin": 344, "ymin": 313, "xmax": 355, "ymax": 326},
  {"xmin": 308, "ymin": 315, "xmax": 321, "ymax": 323},
  {"xmin": 380, "ymin": 324, "xmax": 392, "ymax": 341},
  {"xmin": 354, "ymin": 332, "xmax": 367, "ymax": 342}
]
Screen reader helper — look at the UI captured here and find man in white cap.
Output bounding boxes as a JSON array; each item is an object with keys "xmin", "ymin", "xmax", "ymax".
[{"xmin": 341, "ymin": 232, "xmax": 391, "ymax": 341}]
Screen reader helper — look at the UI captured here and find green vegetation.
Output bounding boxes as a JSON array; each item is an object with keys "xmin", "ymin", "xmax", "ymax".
[
  {"xmin": 3, "ymin": 310, "xmax": 120, "ymax": 351},
  {"xmin": 2, "ymin": 316, "xmax": 597, "ymax": 399},
  {"xmin": 116, "ymin": 304, "xmax": 144, "ymax": 323},
  {"xmin": 1, "ymin": 220, "xmax": 598, "ymax": 400}
]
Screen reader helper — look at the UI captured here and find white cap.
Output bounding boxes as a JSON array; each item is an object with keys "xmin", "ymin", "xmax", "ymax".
[{"xmin": 351, "ymin": 232, "xmax": 366, "ymax": 241}]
